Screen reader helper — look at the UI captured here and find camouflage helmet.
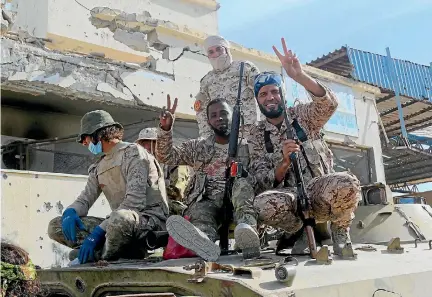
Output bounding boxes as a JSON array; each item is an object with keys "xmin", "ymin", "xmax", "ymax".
[
  {"xmin": 136, "ymin": 127, "xmax": 158, "ymax": 142},
  {"xmin": 77, "ymin": 110, "xmax": 123, "ymax": 143}
]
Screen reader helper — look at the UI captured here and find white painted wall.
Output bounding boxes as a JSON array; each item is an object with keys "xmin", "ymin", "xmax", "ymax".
[
  {"xmin": 121, "ymin": 52, "xmax": 212, "ymax": 116},
  {"xmin": 46, "ymin": 0, "xmax": 218, "ymax": 54},
  {"xmin": 1, "ymin": 169, "xmax": 111, "ymax": 268},
  {"xmin": 3, "ymin": 0, "xmax": 49, "ymax": 37}
]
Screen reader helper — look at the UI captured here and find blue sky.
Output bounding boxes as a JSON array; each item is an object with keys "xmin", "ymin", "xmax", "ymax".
[
  {"xmin": 218, "ymin": 0, "xmax": 431, "ymax": 193},
  {"xmin": 217, "ymin": 0, "xmax": 432, "ymax": 66}
]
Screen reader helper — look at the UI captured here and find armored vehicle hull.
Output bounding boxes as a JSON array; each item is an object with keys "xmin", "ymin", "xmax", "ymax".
[
  {"xmin": 39, "ymin": 241, "xmax": 432, "ymax": 297},
  {"xmin": 39, "ymin": 205, "xmax": 432, "ymax": 297}
]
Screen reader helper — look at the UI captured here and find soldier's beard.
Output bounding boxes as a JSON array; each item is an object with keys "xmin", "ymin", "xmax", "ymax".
[
  {"xmin": 209, "ymin": 53, "xmax": 232, "ymax": 71},
  {"xmin": 211, "ymin": 124, "xmax": 230, "ymax": 138},
  {"xmin": 258, "ymin": 103, "xmax": 284, "ymax": 119}
]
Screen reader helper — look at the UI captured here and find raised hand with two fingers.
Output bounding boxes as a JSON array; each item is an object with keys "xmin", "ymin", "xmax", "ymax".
[
  {"xmin": 160, "ymin": 94, "xmax": 178, "ymax": 131},
  {"xmin": 272, "ymin": 37, "xmax": 304, "ymax": 81}
]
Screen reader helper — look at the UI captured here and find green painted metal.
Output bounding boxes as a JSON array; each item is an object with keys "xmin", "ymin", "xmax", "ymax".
[{"xmin": 38, "ymin": 264, "xmax": 263, "ymax": 297}]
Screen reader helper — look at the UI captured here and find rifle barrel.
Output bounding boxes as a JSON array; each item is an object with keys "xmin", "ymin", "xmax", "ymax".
[
  {"xmin": 280, "ymin": 87, "xmax": 317, "ymax": 259},
  {"xmin": 305, "ymin": 225, "xmax": 317, "ymax": 258},
  {"xmin": 220, "ymin": 62, "xmax": 245, "ymax": 252}
]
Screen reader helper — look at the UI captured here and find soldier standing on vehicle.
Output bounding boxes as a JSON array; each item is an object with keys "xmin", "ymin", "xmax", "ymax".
[
  {"xmin": 247, "ymin": 38, "xmax": 361, "ymax": 256},
  {"xmin": 195, "ymin": 35, "xmax": 260, "ymax": 139},
  {"xmin": 135, "ymin": 127, "xmax": 190, "ymax": 216},
  {"xmin": 47, "ymin": 110, "xmax": 169, "ymax": 264},
  {"xmin": 156, "ymin": 95, "xmax": 260, "ymax": 261}
]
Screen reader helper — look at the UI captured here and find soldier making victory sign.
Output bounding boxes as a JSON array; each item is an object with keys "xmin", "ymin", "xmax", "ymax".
[
  {"xmin": 155, "ymin": 95, "xmax": 261, "ymax": 261},
  {"xmin": 246, "ymin": 38, "xmax": 362, "ymax": 256}
]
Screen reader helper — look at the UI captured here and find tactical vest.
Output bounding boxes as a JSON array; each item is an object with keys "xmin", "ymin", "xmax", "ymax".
[
  {"xmin": 96, "ymin": 143, "xmax": 169, "ymax": 219},
  {"xmin": 263, "ymin": 120, "xmax": 333, "ymax": 185}
]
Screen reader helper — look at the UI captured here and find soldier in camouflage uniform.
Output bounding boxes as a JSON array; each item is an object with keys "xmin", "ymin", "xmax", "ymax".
[
  {"xmin": 195, "ymin": 35, "xmax": 260, "ymax": 139},
  {"xmin": 135, "ymin": 127, "xmax": 190, "ymax": 216},
  {"xmin": 156, "ymin": 95, "xmax": 259, "ymax": 261},
  {"xmin": 247, "ymin": 38, "xmax": 361, "ymax": 256},
  {"xmin": 48, "ymin": 110, "xmax": 169, "ymax": 264}
]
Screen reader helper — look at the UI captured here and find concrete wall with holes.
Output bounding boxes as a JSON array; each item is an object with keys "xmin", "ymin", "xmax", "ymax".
[
  {"xmin": 6, "ymin": 0, "xmax": 219, "ymax": 40},
  {"xmin": 1, "ymin": 169, "xmax": 111, "ymax": 268},
  {"xmin": 46, "ymin": 0, "xmax": 219, "ymax": 51},
  {"xmin": 1, "ymin": 0, "xmax": 220, "ymax": 118}
]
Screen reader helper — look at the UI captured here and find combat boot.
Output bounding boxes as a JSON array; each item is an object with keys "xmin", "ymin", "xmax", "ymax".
[
  {"xmin": 166, "ymin": 215, "xmax": 220, "ymax": 261},
  {"xmin": 331, "ymin": 224, "xmax": 351, "ymax": 256},
  {"xmin": 291, "ymin": 230, "xmax": 309, "ymax": 254},
  {"xmin": 234, "ymin": 223, "xmax": 261, "ymax": 259},
  {"xmin": 68, "ymin": 248, "xmax": 80, "ymax": 261}
]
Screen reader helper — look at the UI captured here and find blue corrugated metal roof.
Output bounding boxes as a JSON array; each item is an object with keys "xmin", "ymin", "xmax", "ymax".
[{"xmin": 346, "ymin": 47, "xmax": 432, "ymax": 101}]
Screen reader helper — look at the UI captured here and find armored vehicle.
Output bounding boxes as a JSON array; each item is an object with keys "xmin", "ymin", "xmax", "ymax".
[{"xmin": 38, "ymin": 185, "xmax": 432, "ymax": 297}]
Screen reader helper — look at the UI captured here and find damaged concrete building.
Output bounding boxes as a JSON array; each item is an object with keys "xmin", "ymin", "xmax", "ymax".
[
  {"xmin": 1, "ymin": 0, "xmax": 223, "ymax": 174},
  {"xmin": 1, "ymin": 0, "xmax": 393, "ymax": 267}
]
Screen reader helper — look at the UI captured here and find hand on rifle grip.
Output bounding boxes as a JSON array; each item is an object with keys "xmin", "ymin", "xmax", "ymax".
[{"xmin": 282, "ymin": 139, "xmax": 300, "ymax": 163}]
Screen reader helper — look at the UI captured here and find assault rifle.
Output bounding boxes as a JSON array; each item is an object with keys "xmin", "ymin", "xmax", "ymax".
[
  {"xmin": 279, "ymin": 87, "xmax": 318, "ymax": 258},
  {"xmin": 219, "ymin": 62, "xmax": 245, "ymax": 254}
]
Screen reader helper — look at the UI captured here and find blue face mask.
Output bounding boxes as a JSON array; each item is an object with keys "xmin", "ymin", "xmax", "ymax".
[{"xmin": 88, "ymin": 141, "xmax": 102, "ymax": 155}]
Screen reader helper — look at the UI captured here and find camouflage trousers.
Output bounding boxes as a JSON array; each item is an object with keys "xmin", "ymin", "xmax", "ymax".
[
  {"xmin": 48, "ymin": 209, "xmax": 164, "ymax": 260},
  {"xmin": 166, "ymin": 167, "xmax": 189, "ymax": 216},
  {"xmin": 253, "ymin": 172, "xmax": 361, "ymax": 234},
  {"xmin": 185, "ymin": 178, "xmax": 257, "ymax": 242}
]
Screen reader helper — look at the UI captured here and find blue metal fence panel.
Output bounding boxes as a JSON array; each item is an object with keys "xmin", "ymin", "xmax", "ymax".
[{"xmin": 346, "ymin": 48, "xmax": 432, "ymax": 101}]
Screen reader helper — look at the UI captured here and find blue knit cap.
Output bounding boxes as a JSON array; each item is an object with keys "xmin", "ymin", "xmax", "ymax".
[{"xmin": 253, "ymin": 71, "xmax": 283, "ymax": 98}]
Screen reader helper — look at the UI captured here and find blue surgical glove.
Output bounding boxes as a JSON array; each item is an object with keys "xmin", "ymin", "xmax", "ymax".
[
  {"xmin": 62, "ymin": 208, "xmax": 86, "ymax": 242},
  {"xmin": 78, "ymin": 226, "xmax": 106, "ymax": 264}
]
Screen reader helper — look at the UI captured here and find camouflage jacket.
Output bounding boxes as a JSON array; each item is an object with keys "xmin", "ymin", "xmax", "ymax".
[
  {"xmin": 249, "ymin": 82, "xmax": 337, "ymax": 194},
  {"xmin": 195, "ymin": 60, "xmax": 260, "ymax": 138},
  {"xmin": 156, "ymin": 122, "xmax": 251, "ymax": 205},
  {"xmin": 68, "ymin": 142, "xmax": 169, "ymax": 230}
]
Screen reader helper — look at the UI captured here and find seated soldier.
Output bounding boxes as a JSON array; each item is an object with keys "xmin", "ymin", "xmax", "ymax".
[
  {"xmin": 156, "ymin": 95, "xmax": 259, "ymax": 261},
  {"xmin": 248, "ymin": 38, "xmax": 361, "ymax": 256},
  {"xmin": 135, "ymin": 127, "xmax": 190, "ymax": 216},
  {"xmin": 48, "ymin": 110, "xmax": 169, "ymax": 264}
]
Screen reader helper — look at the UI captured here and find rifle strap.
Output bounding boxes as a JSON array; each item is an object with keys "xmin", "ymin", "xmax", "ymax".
[
  {"xmin": 264, "ymin": 130, "xmax": 274, "ymax": 153},
  {"xmin": 300, "ymin": 145, "xmax": 316, "ymax": 179},
  {"xmin": 292, "ymin": 119, "xmax": 315, "ymax": 179},
  {"xmin": 264, "ymin": 127, "xmax": 315, "ymax": 186}
]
